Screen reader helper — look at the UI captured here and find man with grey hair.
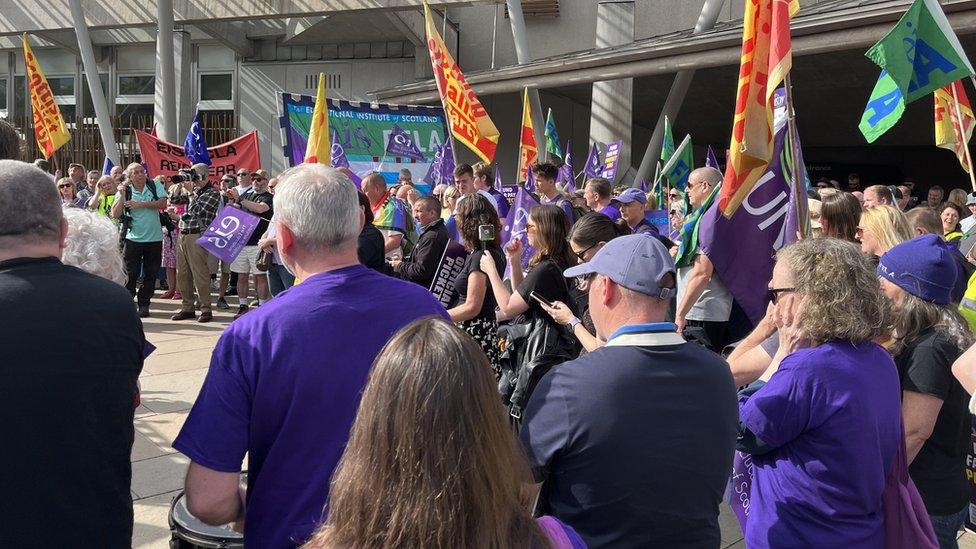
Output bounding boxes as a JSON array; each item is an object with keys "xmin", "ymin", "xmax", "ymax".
[
  {"xmin": 111, "ymin": 163, "xmax": 168, "ymax": 317},
  {"xmin": 675, "ymin": 166, "xmax": 734, "ymax": 351},
  {"xmin": 174, "ymin": 164, "xmax": 448, "ymax": 549},
  {"xmin": 169, "ymin": 163, "xmax": 222, "ymax": 323},
  {"xmin": 0, "ymin": 160, "xmax": 143, "ymax": 547}
]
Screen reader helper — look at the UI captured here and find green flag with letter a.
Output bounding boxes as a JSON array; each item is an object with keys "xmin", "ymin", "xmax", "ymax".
[
  {"xmin": 859, "ymin": 70, "xmax": 906, "ymax": 142},
  {"xmin": 865, "ymin": 0, "xmax": 974, "ymax": 104}
]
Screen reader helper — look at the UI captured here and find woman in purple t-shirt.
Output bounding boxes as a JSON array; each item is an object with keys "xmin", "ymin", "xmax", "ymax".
[
  {"xmin": 303, "ymin": 318, "xmax": 584, "ymax": 548},
  {"xmin": 737, "ymin": 238, "xmax": 903, "ymax": 548}
]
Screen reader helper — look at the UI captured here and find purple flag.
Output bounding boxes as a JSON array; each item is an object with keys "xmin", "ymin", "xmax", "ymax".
[
  {"xmin": 196, "ymin": 205, "xmax": 262, "ymax": 264},
  {"xmin": 583, "ymin": 142, "xmax": 602, "ymax": 179},
  {"xmin": 600, "ymin": 140, "xmax": 622, "ymax": 181},
  {"xmin": 493, "ymin": 163, "xmax": 504, "ymax": 192},
  {"xmin": 639, "ymin": 178, "xmax": 649, "ymax": 193},
  {"xmin": 386, "ymin": 124, "xmax": 427, "ymax": 162},
  {"xmin": 524, "ymin": 164, "xmax": 536, "ymax": 193},
  {"xmin": 501, "ymin": 185, "xmax": 541, "ymax": 277},
  {"xmin": 331, "ymin": 129, "xmax": 350, "ymax": 169},
  {"xmin": 726, "ymin": 450, "xmax": 755, "ymax": 530},
  {"xmin": 705, "ymin": 145, "xmax": 720, "ymax": 170},
  {"xmin": 698, "ymin": 88, "xmax": 803, "ymax": 325},
  {"xmin": 440, "ymin": 138, "xmax": 456, "ymax": 185},
  {"xmin": 558, "ymin": 139, "xmax": 574, "ymax": 193},
  {"xmin": 424, "ymin": 144, "xmax": 443, "ymax": 185},
  {"xmin": 429, "ymin": 240, "xmax": 469, "ymax": 308}
]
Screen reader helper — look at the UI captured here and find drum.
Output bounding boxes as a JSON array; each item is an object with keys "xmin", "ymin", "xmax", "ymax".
[{"xmin": 169, "ymin": 473, "xmax": 246, "ymax": 549}]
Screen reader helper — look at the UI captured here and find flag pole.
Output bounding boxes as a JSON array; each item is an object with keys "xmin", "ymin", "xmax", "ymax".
[
  {"xmin": 784, "ymin": 74, "xmax": 810, "ymax": 239},
  {"xmin": 949, "ymin": 82, "xmax": 976, "ymax": 192},
  {"xmin": 653, "ymin": 134, "xmax": 692, "ymax": 188}
]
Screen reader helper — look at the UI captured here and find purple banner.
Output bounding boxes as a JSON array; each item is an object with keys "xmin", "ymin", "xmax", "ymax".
[
  {"xmin": 558, "ymin": 139, "xmax": 575, "ymax": 192},
  {"xmin": 196, "ymin": 205, "xmax": 262, "ymax": 264},
  {"xmin": 726, "ymin": 450, "xmax": 755, "ymax": 530},
  {"xmin": 601, "ymin": 140, "xmax": 622, "ymax": 181},
  {"xmin": 583, "ymin": 142, "xmax": 602, "ymax": 179},
  {"xmin": 525, "ymin": 165, "xmax": 536, "ymax": 193},
  {"xmin": 501, "ymin": 185, "xmax": 518, "ymax": 204},
  {"xmin": 501, "ymin": 185, "xmax": 540, "ymax": 278},
  {"xmin": 706, "ymin": 145, "xmax": 721, "ymax": 170},
  {"xmin": 698, "ymin": 88, "xmax": 806, "ymax": 325},
  {"xmin": 429, "ymin": 240, "xmax": 469, "ymax": 308},
  {"xmin": 423, "ymin": 144, "xmax": 443, "ymax": 185},
  {"xmin": 440, "ymin": 138, "xmax": 456, "ymax": 184},
  {"xmin": 386, "ymin": 123, "xmax": 427, "ymax": 162},
  {"xmin": 645, "ymin": 209, "xmax": 669, "ymax": 237},
  {"xmin": 331, "ymin": 129, "xmax": 350, "ymax": 168}
]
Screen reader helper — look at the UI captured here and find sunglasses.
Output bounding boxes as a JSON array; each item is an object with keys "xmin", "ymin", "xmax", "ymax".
[
  {"xmin": 237, "ymin": 173, "xmax": 250, "ymax": 177},
  {"xmin": 669, "ymin": 193, "xmax": 681, "ymax": 199},
  {"xmin": 251, "ymin": 176, "xmax": 265, "ymax": 181},
  {"xmin": 58, "ymin": 183, "xmax": 73, "ymax": 188},
  {"xmin": 767, "ymin": 287, "xmax": 796, "ymax": 304},
  {"xmin": 574, "ymin": 242, "xmax": 598, "ymax": 261}
]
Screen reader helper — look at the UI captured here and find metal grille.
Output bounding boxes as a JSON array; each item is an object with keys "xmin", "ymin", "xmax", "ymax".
[{"xmin": 505, "ymin": 0, "xmax": 560, "ymax": 18}]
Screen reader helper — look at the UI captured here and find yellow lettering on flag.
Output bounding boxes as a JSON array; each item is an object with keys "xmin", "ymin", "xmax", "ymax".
[
  {"xmin": 720, "ymin": 0, "xmax": 799, "ymax": 217},
  {"xmin": 518, "ymin": 88, "xmax": 538, "ymax": 182},
  {"xmin": 304, "ymin": 72, "xmax": 331, "ymax": 165},
  {"xmin": 23, "ymin": 34, "xmax": 70, "ymax": 159},
  {"xmin": 935, "ymin": 81, "xmax": 975, "ymax": 173},
  {"xmin": 423, "ymin": 1, "xmax": 499, "ymax": 163}
]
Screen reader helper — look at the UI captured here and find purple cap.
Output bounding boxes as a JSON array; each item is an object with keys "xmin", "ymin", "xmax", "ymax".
[
  {"xmin": 564, "ymin": 233, "xmax": 676, "ymax": 298},
  {"xmin": 615, "ymin": 187, "xmax": 647, "ymax": 204}
]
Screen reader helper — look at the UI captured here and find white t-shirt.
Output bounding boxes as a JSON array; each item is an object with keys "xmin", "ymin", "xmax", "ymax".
[{"xmin": 676, "ymin": 255, "xmax": 733, "ymax": 322}]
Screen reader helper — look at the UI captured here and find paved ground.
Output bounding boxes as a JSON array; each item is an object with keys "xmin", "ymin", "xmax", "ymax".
[{"xmin": 129, "ymin": 291, "xmax": 975, "ymax": 548}]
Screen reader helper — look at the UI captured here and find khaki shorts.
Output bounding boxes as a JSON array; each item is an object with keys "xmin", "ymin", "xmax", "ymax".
[{"xmin": 230, "ymin": 245, "xmax": 263, "ymax": 275}]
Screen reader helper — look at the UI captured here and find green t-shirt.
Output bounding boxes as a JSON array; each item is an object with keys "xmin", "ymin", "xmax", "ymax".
[{"xmin": 115, "ymin": 180, "xmax": 167, "ymax": 243}]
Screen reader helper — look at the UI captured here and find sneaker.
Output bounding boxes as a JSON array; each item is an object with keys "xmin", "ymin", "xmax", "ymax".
[
  {"xmin": 170, "ymin": 310, "xmax": 196, "ymax": 321},
  {"xmin": 226, "ymin": 288, "xmax": 238, "ymax": 296},
  {"xmin": 234, "ymin": 304, "xmax": 250, "ymax": 319},
  {"xmin": 138, "ymin": 305, "xmax": 150, "ymax": 318},
  {"xmin": 216, "ymin": 297, "xmax": 230, "ymax": 310},
  {"xmin": 172, "ymin": 292, "xmax": 183, "ymax": 300},
  {"xmin": 197, "ymin": 311, "xmax": 213, "ymax": 323},
  {"xmin": 249, "ymin": 299, "xmax": 260, "ymax": 308},
  {"xmin": 160, "ymin": 290, "xmax": 176, "ymax": 299}
]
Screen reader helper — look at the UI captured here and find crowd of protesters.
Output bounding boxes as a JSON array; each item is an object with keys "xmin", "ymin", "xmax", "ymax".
[{"xmin": 6, "ymin": 113, "xmax": 976, "ymax": 548}]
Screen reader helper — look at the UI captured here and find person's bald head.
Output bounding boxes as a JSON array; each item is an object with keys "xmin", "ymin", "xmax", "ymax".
[
  {"xmin": 686, "ymin": 167, "xmax": 722, "ymax": 209},
  {"xmin": 362, "ymin": 172, "xmax": 387, "ymax": 204},
  {"xmin": 0, "ymin": 160, "xmax": 65, "ymax": 256},
  {"xmin": 905, "ymin": 207, "xmax": 943, "ymax": 236}
]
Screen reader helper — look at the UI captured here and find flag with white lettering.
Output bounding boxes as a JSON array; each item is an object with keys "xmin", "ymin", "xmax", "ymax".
[
  {"xmin": 558, "ymin": 140, "xmax": 575, "ymax": 192},
  {"xmin": 386, "ymin": 123, "xmax": 427, "ymax": 162},
  {"xmin": 196, "ymin": 205, "xmax": 262, "ymax": 264},
  {"xmin": 429, "ymin": 241, "xmax": 470, "ymax": 308}
]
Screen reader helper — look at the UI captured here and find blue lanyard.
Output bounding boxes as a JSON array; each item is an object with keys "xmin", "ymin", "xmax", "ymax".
[{"xmin": 606, "ymin": 322, "xmax": 678, "ymax": 342}]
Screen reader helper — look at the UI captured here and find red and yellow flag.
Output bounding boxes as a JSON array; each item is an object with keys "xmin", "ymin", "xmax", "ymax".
[
  {"xmin": 935, "ymin": 81, "xmax": 975, "ymax": 173},
  {"xmin": 720, "ymin": 0, "xmax": 799, "ymax": 217},
  {"xmin": 517, "ymin": 88, "xmax": 538, "ymax": 182},
  {"xmin": 23, "ymin": 34, "xmax": 70, "ymax": 159},
  {"xmin": 423, "ymin": 1, "xmax": 499, "ymax": 163},
  {"xmin": 304, "ymin": 72, "xmax": 331, "ymax": 165}
]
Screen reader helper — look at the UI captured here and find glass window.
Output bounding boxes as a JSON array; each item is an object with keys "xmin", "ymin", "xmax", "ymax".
[
  {"xmin": 116, "ymin": 103, "xmax": 155, "ymax": 125},
  {"xmin": 0, "ymin": 78, "xmax": 7, "ymax": 111},
  {"xmin": 81, "ymin": 74, "xmax": 110, "ymax": 117},
  {"xmin": 57, "ymin": 104, "xmax": 76, "ymax": 122},
  {"xmin": 47, "ymin": 76, "xmax": 74, "ymax": 97},
  {"xmin": 200, "ymin": 74, "xmax": 232, "ymax": 101},
  {"xmin": 14, "ymin": 76, "xmax": 26, "ymax": 119},
  {"xmin": 119, "ymin": 75, "xmax": 155, "ymax": 95}
]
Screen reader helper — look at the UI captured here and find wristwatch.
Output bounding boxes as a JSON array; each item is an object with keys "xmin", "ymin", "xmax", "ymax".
[{"xmin": 568, "ymin": 317, "xmax": 581, "ymax": 330}]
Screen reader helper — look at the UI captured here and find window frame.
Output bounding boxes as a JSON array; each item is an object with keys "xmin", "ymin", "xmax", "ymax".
[{"xmin": 197, "ymin": 70, "xmax": 234, "ymax": 111}]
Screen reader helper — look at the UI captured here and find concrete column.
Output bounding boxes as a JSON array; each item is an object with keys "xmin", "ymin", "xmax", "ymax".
[
  {"xmin": 173, "ymin": 29, "xmax": 193, "ymax": 137},
  {"xmin": 589, "ymin": 0, "xmax": 634, "ymax": 183},
  {"xmin": 506, "ymin": 0, "xmax": 546, "ymax": 160},
  {"xmin": 154, "ymin": 0, "xmax": 177, "ymax": 142},
  {"xmin": 68, "ymin": 0, "xmax": 120, "ymax": 166}
]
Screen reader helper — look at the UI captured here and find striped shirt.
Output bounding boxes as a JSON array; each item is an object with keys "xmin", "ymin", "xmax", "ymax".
[{"xmin": 179, "ymin": 183, "xmax": 222, "ymax": 232}]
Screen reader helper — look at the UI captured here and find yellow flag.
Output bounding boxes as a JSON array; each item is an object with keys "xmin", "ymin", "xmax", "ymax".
[
  {"xmin": 23, "ymin": 34, "xmax": 70, "ymax": 159},
  {"xmin": 935, "ymin": 81, "xmax": 975, "ymax": 173},
  {"xmin": 517, "ymin": 88, "xmax": 538, "ymax": 181},
  {"xmin": 304, "ymin": 72, "xmax": 331, "ymax": 165},
  {"xmin": 423, "ymin": 1, "xmax": 499, "ymax": 163}
]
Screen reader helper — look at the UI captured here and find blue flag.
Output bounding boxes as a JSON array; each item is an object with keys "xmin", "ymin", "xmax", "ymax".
[
  {"xmin": 102, "ymin": 157, "xmax": 114, "ymax": 175},
  {"xmin": 183, "ymin": 112, "xmax": 212, "ymax": 166},
  {"xmin": 583, "ymin": 142, "xmax": 602, "ymax": 179}
]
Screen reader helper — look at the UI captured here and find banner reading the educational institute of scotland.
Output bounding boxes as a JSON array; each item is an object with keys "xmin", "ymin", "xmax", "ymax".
[{"xmin": 280, "ymin": 94, "xmax": 448, "ymax": 194}]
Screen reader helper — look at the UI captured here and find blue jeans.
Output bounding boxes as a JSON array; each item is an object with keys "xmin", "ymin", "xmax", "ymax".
[
  {"xmin": 930, "ymin": 507, "xmax": 967, "ymax": 549},
  {"xmin": 267, "ymin": 262, "xmax": 295, "ymax": 297}
]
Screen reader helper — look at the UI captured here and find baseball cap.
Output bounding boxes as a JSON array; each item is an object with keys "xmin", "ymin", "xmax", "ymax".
[
  {"xmin": 252, "ymin": 169, "xmax": 270, "ymax": 180},
  {"xmin": 966, "ymin": 193, "xmax": 976, "ymax": 206},
  {"xmin": 564, "ymin": 233, "xmax": 677, "ymax": 298},
  {"xmin": 615, "ymin": 187, "xmax": 647, "ymax": 205}
]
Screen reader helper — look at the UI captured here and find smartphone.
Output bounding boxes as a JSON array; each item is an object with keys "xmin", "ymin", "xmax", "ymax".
[
  {"xmin": 530, "ymin": 291, "xmax": 554, "ymax": 308},
  {"xmin": 478, "ymin": 224, "xmax": 495, "ymax": 250}
]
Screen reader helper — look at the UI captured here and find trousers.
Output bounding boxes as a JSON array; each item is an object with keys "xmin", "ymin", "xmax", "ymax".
[
  {"xmin": 177, "ymin": 233, "xmax": 214, "ymax": 313},
  {"xmin": 123, "ymin": 239, "xmax": 162, "ymax": 306}
]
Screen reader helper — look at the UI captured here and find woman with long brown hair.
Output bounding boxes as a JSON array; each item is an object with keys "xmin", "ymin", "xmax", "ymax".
[
  {"xmin": 303, "ymin": 318, "xmax": 584, "ymax": 548},
  {"xmin": 818, "ymin": 191, "xmax": 861, "ymax": 243}
]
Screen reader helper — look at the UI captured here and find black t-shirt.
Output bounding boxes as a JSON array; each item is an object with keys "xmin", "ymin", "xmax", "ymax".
[
  {"xmin": 454, "ymin": 248, "xmax": 506, "ymax": 320},
  {"xmin": 0, "ymin": 257, "xmax": 143, "ymax": 547},
  {"xmin": 896, "ymin": 329, "xmax": 969, "ymax": 514},
  {"xmin": 519, "ymin": 332, "xmax": 739, "ymax": 547},
  {"xmin": 516, "ymin": 259, "xmax": 574, "ymax": 321},
  {"xmin": 358, "ymin": 223, "xmax": 386, "ymax": 271},
  {"xmin": 241, "ymin": 190, "xmax": 273, "ymax": 246}
]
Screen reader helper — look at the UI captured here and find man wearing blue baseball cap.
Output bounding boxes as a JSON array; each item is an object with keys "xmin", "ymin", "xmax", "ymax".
[
  {"xmin": 518, "ymin": 233, "xmax": 738, "ymax": 548},
  {"xmin": 616, "ymin": 187, "xmax": 673, "ymax": 248}
]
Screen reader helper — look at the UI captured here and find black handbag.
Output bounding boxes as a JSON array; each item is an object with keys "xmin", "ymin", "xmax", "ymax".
[{"xmin": 256, "ymin": 249, "xmax": 273, "ymax": 272}]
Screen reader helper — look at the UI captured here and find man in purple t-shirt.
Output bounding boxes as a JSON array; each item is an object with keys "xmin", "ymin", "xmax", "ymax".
[
  {"xmin": 174, "ymin": 164, "xmax": 448, "ymax": 549},
  {"xmin": 582, "ymin": 176, "xmax": 620, "ymax": 220}
]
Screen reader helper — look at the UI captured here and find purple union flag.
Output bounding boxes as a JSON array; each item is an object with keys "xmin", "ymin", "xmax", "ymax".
[{"xmin": 196, "ymin": 205, "xmax": 262, "ymax": 264}]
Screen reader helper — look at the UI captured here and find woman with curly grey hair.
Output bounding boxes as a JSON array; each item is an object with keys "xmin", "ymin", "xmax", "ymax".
[
  {"xmin": 878, "ymin": 234, "xmax": 975, "ymax": 546},
  {"xmin": 736, "ymin": 237, "xmax": 903, "ymax": 547},
  {"xmin": 61, "ymin": 208, "xmax": 127, "ymax": 286}
]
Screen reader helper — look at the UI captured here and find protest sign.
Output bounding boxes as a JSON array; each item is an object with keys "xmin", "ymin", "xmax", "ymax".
[
  {"xmin": 136, "ymin": 131, "xmax": 261, "ymax": 183},
  {"xmin": 726, "ymin": 451, "xmax": 755, "ymax": 530},
  {"xmin": 601, "ymin": 141, "xmax": 622, "ymax": 181},
  {"xmin": 644, "ymin": 209, "xmax": 669, "ymax": 237},
  {"xmin": 429, "ymin": 241, "xmax": 469, "ymax": 308},
  {"xmin": 281, "ymin": 94, "xmax": 448, "ymax": 193},
  {"xmin": 196, "ymin": 206, "xmax": 262, "ymax": 264}
]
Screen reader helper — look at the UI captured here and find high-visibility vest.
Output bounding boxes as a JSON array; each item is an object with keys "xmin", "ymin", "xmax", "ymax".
[{"xmin": 960, "ymin": 269, "xmax": 976, "ymax": 330}]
